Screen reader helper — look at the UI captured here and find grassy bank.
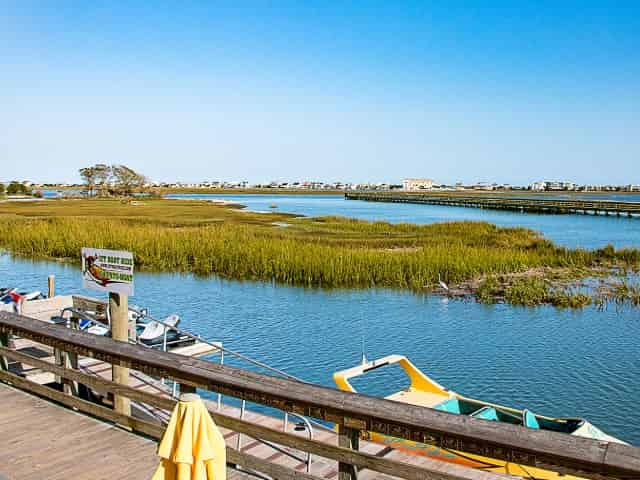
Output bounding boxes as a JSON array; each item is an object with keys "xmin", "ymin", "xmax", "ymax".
[{"xmin": 0, "ymin": 199, "xmax": 638, "ymax": 306}]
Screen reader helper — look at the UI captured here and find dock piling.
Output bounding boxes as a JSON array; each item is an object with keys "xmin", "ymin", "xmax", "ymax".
[
  {"xmin": 109, "ymin": 291, "xmax": 131, "ymax": 417},
  {"xmin": 48, "ymin": 275, "xmax": 55, "ymax": 298}
]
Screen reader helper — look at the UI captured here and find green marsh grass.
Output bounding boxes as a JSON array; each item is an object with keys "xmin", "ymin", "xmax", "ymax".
[{"xmin": 0, "ymin": 199, "xmax": 638, "ymax": 302}]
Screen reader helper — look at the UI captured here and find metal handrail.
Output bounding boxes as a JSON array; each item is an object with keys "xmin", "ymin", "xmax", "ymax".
[
  {"xmin": 59, "ymin": 307, "xmax": 107, "ymax": 329},
  {"xmin": 283, "ymin": 412, "xmax": 314, "ymax": 472},
  {"xmin": 61, "ymin": 304, "xmax": 319, "ymax": 471},
  {"xmin": 130, "ymin": 307, "xmax": 322, "ymax": 472},
  {"xmin": 128, "ymin": 306, "xmax": 307, "ymax": 383},
  {"xmin": 61, "ymin": 306, "xmax": 333, "ymax": 433}
]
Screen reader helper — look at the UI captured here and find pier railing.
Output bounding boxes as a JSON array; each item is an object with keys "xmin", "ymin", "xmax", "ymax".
[{"xmin": 1, "ymin": 310, "xmax": 639, "ymax": 480}]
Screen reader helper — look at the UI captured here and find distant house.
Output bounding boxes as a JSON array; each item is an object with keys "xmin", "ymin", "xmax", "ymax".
[
  {"xmin": 472, "ymin": 182, "xmax": 494, "ymax": 191},
  {"xmin": 402, "ymin": 178, "xmax": 434, "ymax": 191}
]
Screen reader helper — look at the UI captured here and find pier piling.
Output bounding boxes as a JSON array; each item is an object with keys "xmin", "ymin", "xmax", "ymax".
[
  {"xmin": 109, "ymin": 291, "xmax": 131, "ymax": 417},
  {"xmin": 47, "ymin": 275, "xmax": 55, "ymax": 298}
]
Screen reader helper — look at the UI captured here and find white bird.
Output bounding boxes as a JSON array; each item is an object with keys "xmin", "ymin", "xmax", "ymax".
[{"xmin": 438, "ymin": 273, "xmax": 449, "ymax": 292}]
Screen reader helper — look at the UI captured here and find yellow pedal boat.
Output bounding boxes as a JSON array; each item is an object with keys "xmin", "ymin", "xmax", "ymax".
[{"xmin": 333, "ymin": 354, "xmax": 624, "ymax": 479}]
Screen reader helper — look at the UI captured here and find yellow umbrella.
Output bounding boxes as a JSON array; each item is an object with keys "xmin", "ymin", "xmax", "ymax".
[{"xmin": 152, "ymin": 393, "xmax": 227, "ymax": 480}]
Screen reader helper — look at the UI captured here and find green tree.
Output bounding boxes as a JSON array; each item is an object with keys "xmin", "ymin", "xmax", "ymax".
[
  {"xmin": 6, "ymin": 182, "xmax": 31, "ymax": 195},
  {"xmin": 111, "ymin": 165, "xmax": 146, "ymax": 196},
  {"xmin": 0, "ymin": 183, "xmax": 5, "ymax": 195},
  {"xmin": 79, "ymin": 166, "xmax": 97, "ymax": 196},
  {"xmin": 94, "ymin": 164, "xmax": 112, "ymax": 196}
]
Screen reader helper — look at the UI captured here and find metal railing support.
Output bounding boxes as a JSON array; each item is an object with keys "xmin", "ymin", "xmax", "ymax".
[
  {"xmin": 283, "ymin": 412, "xmax": 314, "ymax": 473},
  {"xmin": 237, "ymin": 399, "xmax": 247, "ymax": 451}
]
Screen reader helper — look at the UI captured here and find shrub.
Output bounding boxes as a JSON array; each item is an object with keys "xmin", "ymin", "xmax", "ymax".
[
  {"xmin": 476, "ymin": 277, "xmax": 502, "ymax": 304},
  {"xmin": 504, "ymin": 278, "xmax": 550, "ymax": 306}
]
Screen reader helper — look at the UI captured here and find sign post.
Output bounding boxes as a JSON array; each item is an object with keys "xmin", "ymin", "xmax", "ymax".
[
  {"xmin": 81, "ymin": 247, "xmax": 134, "ymax": 417},
  {"xmin": 109, "ymin": 291, "xmax": 130, "ymax": 416}
]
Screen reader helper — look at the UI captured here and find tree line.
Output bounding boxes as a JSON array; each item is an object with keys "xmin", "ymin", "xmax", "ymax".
[
  {"xmin": 0, "ymin": 182, "xmax": 39, "ymax": 197},
  {"xmin": 79, "ymin": 164, "xmax": 148, "ymax": 196}
]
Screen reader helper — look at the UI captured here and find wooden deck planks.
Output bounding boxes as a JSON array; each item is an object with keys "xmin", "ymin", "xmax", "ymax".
[
  {"xmin": 0, "ymin": 383, "xmax": 254, "ymax": 480},
  {"xmin": 0, "ymin": 383, "xmax": 157, "ymax": 479}
]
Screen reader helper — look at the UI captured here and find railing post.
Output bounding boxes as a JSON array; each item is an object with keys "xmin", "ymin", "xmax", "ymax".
[
  {"xmin": 338, "ymin": 424, "xmax": 359, "ymax": 480},
  {"xmin": 54, "ymin": 347, "xmax": 63, "ymax": 383},
  {"xmin": 109, "ymin": 292, "xmax": 130, "ymax": 417},
  {"xmin": 179, "ymin": 383, "xmax": 196, "ymax": 395},
  {"xmin": 63, "ymin": 316, "xmax": 80, "ymax": 396},
  {"xmin": 0, "ymin": 332, "xmax": 9, "ymax": 371}
]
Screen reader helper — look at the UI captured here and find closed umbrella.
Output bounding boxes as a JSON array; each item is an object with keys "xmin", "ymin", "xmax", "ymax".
[{"xmin": 152, "ymin": 393, "xmax": 227, "ymax": 480}]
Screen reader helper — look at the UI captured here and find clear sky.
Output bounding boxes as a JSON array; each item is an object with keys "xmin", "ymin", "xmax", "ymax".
[{"xmin": 1, "ymin": 1, "xmax": 638, "ymax": 185}]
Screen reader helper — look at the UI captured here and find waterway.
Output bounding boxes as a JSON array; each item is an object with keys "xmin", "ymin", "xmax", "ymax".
[
  {"xmin": 7, "ymin": 192, "xmax": 640, "ymax": 444},
  {"xmin": 167, "ymin": 193, "xmax": 640, "ymax": 249},
  {"xmin": 1, "ymin": 254, "xmax": 638, "ymax": 445}
]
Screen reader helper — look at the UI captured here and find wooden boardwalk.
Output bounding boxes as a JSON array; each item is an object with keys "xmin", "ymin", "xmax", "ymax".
[
  {"xmin": 0, "ymin": 383, "xmax": 253, "ymax": 480},
  {"xmin": 3, "ymin": 310, "xmax": 640, "ymax": 480},
  {"xmin": 345, "ymin": 192, "xmax": 640, "ymax": 217},
  {"xmin": 3, "ymin": 336, "xmax": 434, "ymax": 480},
  {"xmin": 0, "ymin": 382, "xmax": 158, "ymax": 479}
]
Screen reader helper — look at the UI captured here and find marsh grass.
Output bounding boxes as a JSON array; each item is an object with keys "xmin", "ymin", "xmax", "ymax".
[
  {"xmin": 504, "ymin": 278, "xmax": 550, "ymax": 306},
  {"xmin": 0, "ymin": 199, "xmax": 638, "ymax": 303}
]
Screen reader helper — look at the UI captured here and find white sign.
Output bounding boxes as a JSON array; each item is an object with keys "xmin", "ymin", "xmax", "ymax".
[{"xmin": 81, "ymin": 247, "xmax": 134, "ymax": 296}]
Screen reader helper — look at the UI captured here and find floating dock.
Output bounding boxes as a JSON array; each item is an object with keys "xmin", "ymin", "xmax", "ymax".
[{"xmin": 345, "ymin": 192, "xmax": 640, "ymax": 217}]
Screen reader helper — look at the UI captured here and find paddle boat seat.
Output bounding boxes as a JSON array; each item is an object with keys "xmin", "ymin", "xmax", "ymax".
[
  {"xmin": 433, "ymin": 398, "xmax": 461, "ymax": 414},
  {"xmin": 523, "ymin": 409, "xmax": 540, "ymax": 429},
  {"xmin": 471, "ymin": 406, "xmax": 499, "ymax": 421}
]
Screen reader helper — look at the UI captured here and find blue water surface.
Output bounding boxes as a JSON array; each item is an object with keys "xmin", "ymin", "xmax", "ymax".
[
  {"xmin": 1, "ymin": 254, "xmax": 638, "ymax": 445},
  {"xmin": 167, "ymin": 193, "xmax": 640, "ymax": 249}
]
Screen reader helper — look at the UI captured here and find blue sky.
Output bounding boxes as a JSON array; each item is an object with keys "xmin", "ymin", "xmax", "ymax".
[{"xmin": 1, "ymin": 1, "xmax": 638, "ymax": 185}]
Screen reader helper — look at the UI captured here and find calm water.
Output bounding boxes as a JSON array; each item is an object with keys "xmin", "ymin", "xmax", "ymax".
[
  {"xmin": 167, "ymin": 193, "xmax": 640, "ymax": 249},
  {"xmin": 1, "ymin": 254, "xmax": 638, "ymax": 444},
  {"xmin": 35, "ymin": 190, "xmax": 640, "ymax": 249}
]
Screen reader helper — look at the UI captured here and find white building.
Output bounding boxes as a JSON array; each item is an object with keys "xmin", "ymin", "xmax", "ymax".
[{"xmin": 402, "ymin": 178, "xmax": 434, "ymax": 191}]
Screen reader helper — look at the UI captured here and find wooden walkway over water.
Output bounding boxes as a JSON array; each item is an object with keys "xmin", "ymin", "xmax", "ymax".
[
  {"xmin": 2, "ymin": 306, "xmax": 640, "ymax": 480},
  {"xmin": 345, "ymin": 192, "xmax": 640, "ymax": 217}
]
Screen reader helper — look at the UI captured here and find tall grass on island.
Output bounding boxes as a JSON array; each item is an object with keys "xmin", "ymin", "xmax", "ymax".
[{"xmin": 0, "ymin": 199, "xmax": 638, "ymax": 307}]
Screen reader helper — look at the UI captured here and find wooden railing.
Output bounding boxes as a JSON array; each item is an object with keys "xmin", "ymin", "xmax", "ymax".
[{"xmin": 1, "ymin": 311, "xmax": 639, "ymax": 480}]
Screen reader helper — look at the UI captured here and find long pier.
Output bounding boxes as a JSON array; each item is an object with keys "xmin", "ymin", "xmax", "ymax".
[{"xmin": 345, "ymin": 192, "xmax": 640, "ymax": 217}]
